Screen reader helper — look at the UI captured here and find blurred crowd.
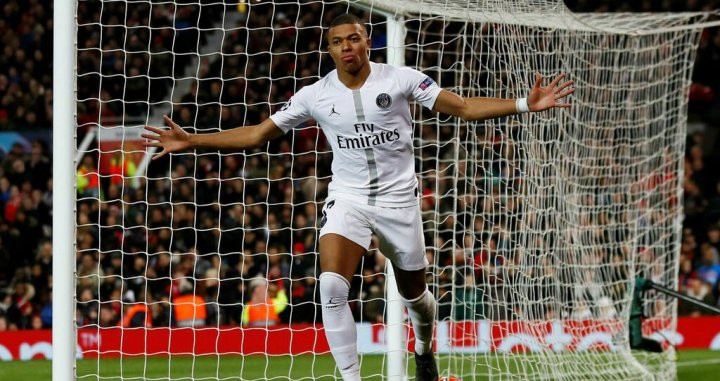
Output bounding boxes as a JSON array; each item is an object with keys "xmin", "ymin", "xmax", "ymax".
[
  {"xmin": 0, "ymin": 1, "xmax": 52, "ymax": 130},
  {"xmin": 1, "ymin": 1, "xmax": 720, "ymax": 332}
]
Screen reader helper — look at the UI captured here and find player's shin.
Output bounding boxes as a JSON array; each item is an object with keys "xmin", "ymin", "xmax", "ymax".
[
  {"xmin": 402, "ymin": 287, "xmax": 437, "ymax": 355},
  {"xmin": 319, "ymin": 272, "xmax": 360, "ymax": 381}
]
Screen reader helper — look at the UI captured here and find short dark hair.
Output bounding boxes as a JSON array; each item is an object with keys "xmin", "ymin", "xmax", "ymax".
[{"xmin": 328, "ymin": 13, "xmax": 367, "ymax": 33}]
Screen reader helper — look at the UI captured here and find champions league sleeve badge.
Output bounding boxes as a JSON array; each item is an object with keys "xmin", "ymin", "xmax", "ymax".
[
  {"xmin": 376, "ymin": 93, "xmax": 392, "ymax": 109},
  {"xmin": 419, "ymin": 76, "xmax": 435, "ymax": 90}
]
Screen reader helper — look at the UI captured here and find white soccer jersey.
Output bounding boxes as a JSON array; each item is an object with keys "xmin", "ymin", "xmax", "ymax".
[{"xmin": 269, "ymin": 62, "xmax": 442, "ymax": 207}]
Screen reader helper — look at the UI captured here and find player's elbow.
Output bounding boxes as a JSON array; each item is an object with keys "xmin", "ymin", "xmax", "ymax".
[
  {"xmin": 458, "ymin": 103, "xmax": 473, "ymax": 121},
  {"xmin": 450, "ymin": 96, "xmax": 474, "ymax": 121},
  {"xmin": 247, "ymin": 125, "xmax": 270, "ymax": 148},
  {"xmin": 248, "ymin": 121, "xmax": 282, "ymax": 148},
  {"xmin": 439, "ymin": 104, "xmax": 471, "ymax": 121},
  {"xmin": 248, "ymin": 130, "xmax": 263, "ymax": 148}
]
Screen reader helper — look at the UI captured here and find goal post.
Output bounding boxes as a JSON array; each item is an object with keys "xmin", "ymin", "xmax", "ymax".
[
  {"xmin": 386, "ymin": 12, "xmax": 408, "ymax": 381},
  {"xmin": 60, "ymin": 1, "xmax": 720, "ymax": 381},
  {"xmin": 54, "ymin": 1, "xmax": 77, "ymax": 381}
]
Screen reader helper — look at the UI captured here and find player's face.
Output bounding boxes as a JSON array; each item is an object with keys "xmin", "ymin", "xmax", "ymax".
[{"xmin": 327, "ymin": 23, "xmax": 371, "ymax": 75}]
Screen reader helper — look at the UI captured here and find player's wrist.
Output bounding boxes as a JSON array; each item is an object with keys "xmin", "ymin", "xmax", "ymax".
[
  {"xmin": 515, "ymin": 97, "xmax": 530, "ymax": 113},
  {"xmin": 186, "ymin": 133, "xmax": 199, "ymax": 149}
]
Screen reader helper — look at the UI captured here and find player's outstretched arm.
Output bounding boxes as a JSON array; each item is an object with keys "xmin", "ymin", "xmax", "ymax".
[
  {"xmin": 142, "ymin": 116, "xmax": 284, "ymax": 160},
  {"xmin": 432, "ymin": 72, "xmax": 574, "ymax": 121}
]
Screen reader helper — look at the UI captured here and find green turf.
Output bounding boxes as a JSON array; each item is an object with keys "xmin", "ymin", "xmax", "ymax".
[{"xmin": 0, "ymin": 350, "xmax": 717, "ymax": 380}]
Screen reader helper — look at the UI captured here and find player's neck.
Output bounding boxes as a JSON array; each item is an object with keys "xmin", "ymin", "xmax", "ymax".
[{"xmin": 337, "ymin": 61, "xmax": 371, "ymax": 90}]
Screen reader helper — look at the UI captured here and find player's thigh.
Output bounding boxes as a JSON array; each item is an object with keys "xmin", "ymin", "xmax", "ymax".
[
  {"xmin": 391, "ymin": 264, "xmax": 427, "ymax": 300},
  {"xmin": 318, "ymin": 199, "xmax": 372, "ymax": 282},
  {"xmin": 374, "ymin": 204, "xmax": 428, "ymax": 296},
  {"xmin": 319, "ymin": 234, "xmax": 366, "ymax": 282}
]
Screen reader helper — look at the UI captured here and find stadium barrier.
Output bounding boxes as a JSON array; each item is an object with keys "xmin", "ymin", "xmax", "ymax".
[{"xmin": 1, "ymin": 317, "xmax": 719, "ymax": 361}]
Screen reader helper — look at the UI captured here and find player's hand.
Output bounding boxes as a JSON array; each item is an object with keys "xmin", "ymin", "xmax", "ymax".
[
  {"xmin": 142, "ymin": 115, "xmax": 192, "ymax": 160},
  {"xmin": 527, "ymin": 72, "xmax": 574, "ymax": 112}
]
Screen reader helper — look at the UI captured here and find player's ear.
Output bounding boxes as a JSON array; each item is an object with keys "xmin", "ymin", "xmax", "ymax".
[
  {"xmin": 361, "ymin": 24, "xmax": 371, "ymax": 49},
  {"xmin": 325, "ymin": 27, "xmax": 335, "ymax": 52}
]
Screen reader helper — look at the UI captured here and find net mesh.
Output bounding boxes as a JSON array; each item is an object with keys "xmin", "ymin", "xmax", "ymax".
[
  {"xmin": 407, "ymin": 16, "xmax": 698, "ymax": 380},
  {"xmin": 74, "ymin": 0, "xmax": 709, "ymax": 380}
]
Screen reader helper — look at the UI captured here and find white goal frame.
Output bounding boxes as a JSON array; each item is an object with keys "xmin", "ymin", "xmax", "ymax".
[{"xmin": 54, "ymin": 0, "xmax": 78, "ymax": 380}]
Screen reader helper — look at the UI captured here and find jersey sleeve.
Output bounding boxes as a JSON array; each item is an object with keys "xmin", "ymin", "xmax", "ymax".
[
  {"xmin": 269, "ymin": 85, "xmax": 314, "ymax": 133},
  {"xmin": 397, "ymin": 67, "xmax": 443, "ymax": 110}
]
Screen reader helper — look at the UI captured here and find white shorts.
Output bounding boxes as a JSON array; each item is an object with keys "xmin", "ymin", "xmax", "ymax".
[{"xmin": 318, "ymin": 197, "xmax": 428, "ymax": 271}]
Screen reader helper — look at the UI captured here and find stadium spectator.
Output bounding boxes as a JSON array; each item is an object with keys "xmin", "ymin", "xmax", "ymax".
[
  {"xmin": 242, "ymin": 276, "xmax": 288, "ymax": 327},
  {"xmin": 172, "ymin": 282, "xmax": 209, "ymax": 328},
  {"xmin": 697, "ymin": 244, "xmax": 720, "ymax": 286},
  {"xmin": 680, "ymin": 278, "xmax": 716, "ymax": 316},
  {"xmin": 76, "ymin": 287, "xmax": 97, "ymax": 327},
  {"xmin": 0, "ymin": 314, "xmax": 8, "ymax": 332},
  {"xmin": 121, "ymin": 291, "xmax": 154, "ymax": 328},
  {"xmin": 6, "ymin": 280, "xmax": 35, "ymax": 329}
]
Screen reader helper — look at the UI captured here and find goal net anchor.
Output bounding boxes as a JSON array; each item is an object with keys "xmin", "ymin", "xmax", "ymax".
[{"xmin": 630, "ymin": 277, "xmax": 720, "ymax": 352}]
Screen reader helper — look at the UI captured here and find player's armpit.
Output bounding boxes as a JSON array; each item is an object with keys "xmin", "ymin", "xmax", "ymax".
[{"xmin": 255, "ymin": 118, "xmax": 286, "ymax": 144}]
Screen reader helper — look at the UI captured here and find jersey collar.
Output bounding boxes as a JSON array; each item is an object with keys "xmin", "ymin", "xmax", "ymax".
[{"xmin": 331, "ymin": 61, "xmax": 377, "ymax": 91}]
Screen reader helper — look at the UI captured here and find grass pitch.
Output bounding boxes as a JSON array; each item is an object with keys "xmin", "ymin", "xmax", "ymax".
[{"xmin": 0, "ymin": 350, "xmax": 717, "ymax": 380}]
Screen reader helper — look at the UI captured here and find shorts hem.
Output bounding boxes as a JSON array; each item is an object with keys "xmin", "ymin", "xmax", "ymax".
[
  {"xmin": 389, "ymin": 261, "xmax": 428, "ymax": 272},
  {"xmin": 318, "ymin": 229, "xmax": 371, "ymax": 250}
]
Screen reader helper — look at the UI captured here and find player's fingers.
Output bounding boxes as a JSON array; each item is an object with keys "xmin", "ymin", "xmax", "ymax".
[
  {"xmin": 533, "ymin": 72, "xmax": 542, "ymax": 88},
  {"xmin": 556, "ymin": 80, "xmax": 574, "ymax": 91},
  {"xmin": 152, "ymin": 149, "xmax": 168, "ymax": 160},
  {"xmin": 141, "ymin": 133, "xmax": 160, "ymax": 140},
  {"xmin": 163, "ymin": 115, "xmax": 179, "ymax": 128},
  {"xmin": 142, "ymin": 141, "xmax": 163, "ymax": 148},
  {"xmin": 144, "ymin": 126, "xmax": 164, "ymax": 135},
  {"xmin": 549, "ymin": 73, "xmax": 565, "ymax": 87},
  {"xmin": 555, "ymin": 88, "xmax": 575, "ymax": 99}
]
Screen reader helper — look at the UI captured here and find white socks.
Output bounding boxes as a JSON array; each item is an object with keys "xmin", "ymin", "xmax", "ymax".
[
  {"xmin": 320, "ymin": 272, "xmax": 437, "ymax": 379},
  {"xmin": 319, "ymin": 272, "xmax": 360, "ymax": 381},
  {"xmin": 402, "ymin": 287, "xmax": 437, "ymax": 355}
]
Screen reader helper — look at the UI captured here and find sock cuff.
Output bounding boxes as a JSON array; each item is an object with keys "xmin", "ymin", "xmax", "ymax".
[{"xmin": 319, "ymin": 271, "xmax": 351, "ymax": 289}]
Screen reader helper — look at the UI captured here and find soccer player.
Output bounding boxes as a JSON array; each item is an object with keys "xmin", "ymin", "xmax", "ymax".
[{"xmin": 143, "ymin": 13, "xmax": 574, "ymax": 381}]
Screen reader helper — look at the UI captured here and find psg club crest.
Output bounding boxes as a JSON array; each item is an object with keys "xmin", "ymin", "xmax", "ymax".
[{"xmin": 376, "ymin": 93, "xmax": 392, "ymax": 109}]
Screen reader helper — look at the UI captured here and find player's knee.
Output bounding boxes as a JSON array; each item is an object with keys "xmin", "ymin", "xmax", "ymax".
[
  {"xmin": 319, "ymin": 272, "xmax": 351, "ymax": 312},
  {"xmin": 398, "ymin": 283, "xmax": 426, "ymax": 300},
  {"xmin": 395, "ymin": 268, "xmax": 428, "ymax": 300}
]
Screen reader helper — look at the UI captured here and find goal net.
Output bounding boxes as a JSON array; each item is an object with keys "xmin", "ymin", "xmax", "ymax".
[{"xmin": 72, "ymin": 0, "xmax": 712, "ymax": 380}]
